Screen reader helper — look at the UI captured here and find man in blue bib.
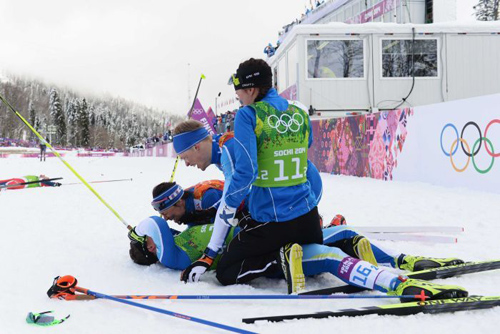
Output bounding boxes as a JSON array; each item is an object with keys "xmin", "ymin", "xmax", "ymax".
[{"xmin": 174, "ymin": 59, "xmax": 323, "ymax": 293}]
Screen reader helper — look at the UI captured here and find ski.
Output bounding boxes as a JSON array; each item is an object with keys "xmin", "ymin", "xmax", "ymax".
[
  {"xmin": 0, "ymin": 177, "xmax": 63, "ymax": 189},
  {"xmin": 354, "ymin": 226, "xmax": 464, "ymax": 234},
  {"xmin": 242, "ymin": 295, "xmax": 500, "ymax": 323},
  {"xmin": 363, "ymin": 232, "xmax": 457, "ymax": 243},
  {"xmin": 300, "ymin": 259, "xmax": 500, "ymax": 296},
  {"xmin": 408, "ymin": 259, "xmax": 500, "ymax": 280}
]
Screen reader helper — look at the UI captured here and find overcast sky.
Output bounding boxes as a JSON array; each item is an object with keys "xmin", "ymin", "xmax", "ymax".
[{"xmin": 0, "ymin": 0, "xmax": 478, "ymax": 117}]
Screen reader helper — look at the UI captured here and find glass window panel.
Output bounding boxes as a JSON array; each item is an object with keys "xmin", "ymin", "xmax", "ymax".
[
  {"xmin": 382, "ymin": 39, "xmax": 438, "ymax": 77},
  {"xmin": 307, "ymin": 40, "xmax": 364, "ymax": 79}
]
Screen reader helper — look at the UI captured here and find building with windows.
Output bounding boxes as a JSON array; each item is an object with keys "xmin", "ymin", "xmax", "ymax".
[{"xmin": 269, "ymin": 22, "xmax": 500, "ymax": 117}]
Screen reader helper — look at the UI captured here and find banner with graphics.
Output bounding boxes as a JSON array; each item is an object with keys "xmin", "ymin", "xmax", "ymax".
[
  {"xmin": 308, "ymin": 94, "xmax": 500, "ymax": 194},
  {"xmin": 309, "ymin": 108, "xmax": 412, "ymax": 180},
  {"xmin": 392, "ymin": 94, "xmax": 500, "ymax": 193},
  {"xmin": 188, "ymin": 99, "xmax": 215, "ymax": 135},
  {"xmin": 345, "ymin": 0, "xmax": 400, "ymax": 24}
]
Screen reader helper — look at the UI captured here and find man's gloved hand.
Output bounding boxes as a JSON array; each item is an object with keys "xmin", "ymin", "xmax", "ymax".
[
  {"xmin": 180, "ymin": 253, "xmax": 214, "ymax": 283},
  {"xmin": 53, "ymin": 182, "xmax": 62, "ymax": 187},
  {"xmin": 128, "ymin": 227, "xmax": 146, "ymax": 244}
]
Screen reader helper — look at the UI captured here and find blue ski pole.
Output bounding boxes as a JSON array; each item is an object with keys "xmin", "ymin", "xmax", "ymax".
[
  {"xmin": 79, "ymin": 287, "xmax": 256, "ymax": 334},
  {"xmin": 107, "ymin": 294, "xmax": 423, "ymax": 301}
]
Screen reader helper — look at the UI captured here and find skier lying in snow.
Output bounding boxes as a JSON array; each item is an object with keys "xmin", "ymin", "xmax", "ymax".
[
  {"xmin": 128, "ymin": 181, "xmax": 468, "ymax": 300},
  {"xmin": 0, "ymin": 175, "xmax": 61, "ymax": 190}
]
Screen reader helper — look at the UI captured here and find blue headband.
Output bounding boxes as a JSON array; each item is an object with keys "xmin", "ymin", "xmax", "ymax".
[
  {"xmin": 151, "ymin": 184, "xmax": 184, "ymax": 212},
  {"xmin": 173, "ymin": 127, "xmax": 209, "ymax": 154}
]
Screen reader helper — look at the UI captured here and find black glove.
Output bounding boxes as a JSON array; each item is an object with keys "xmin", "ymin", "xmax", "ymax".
[
  {"xmin": 53, "ymin": 182, "xmax": 62, "ymax": 187},
  {"xmin": 180, "ymin": 253, "xmax": 214, "ymax": 283},
  {"xmin": 128, "ymin": 227, "xmax": 146, "ymax": 244}
]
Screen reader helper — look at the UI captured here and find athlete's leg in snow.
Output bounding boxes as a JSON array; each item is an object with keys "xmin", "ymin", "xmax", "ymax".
[
  {"xmin": 322, "ymin": 226, "xmax": 394, "ymax": 266},
  {"xmin": 301, "ymin": 244, "xmax": 399, "ymax": 293},
  {"xmin": 322, "ymin": 227, "xmax": 464, "ymax": 271},
  {"xmin": 301, "ymin": 244, "xmax": 468, "ymax": 300}
]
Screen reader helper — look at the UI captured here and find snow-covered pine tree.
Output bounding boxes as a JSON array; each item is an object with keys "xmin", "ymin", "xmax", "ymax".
[
  {"xmin": 28, "ymin": 100, "xmax": 38, "ymax": 141},
  {"xmin": 38, "ymin": 114, "xmax": 48, "ymax": 142},
  {"xmin": 65, "ymin": 99, "xmax": 78, "ymax": 147},
  {"xmin": 49, "ymin": 88, "xmax": 66, "ymax": 145},
  {"xmin": 474, "ymin": 0, "xmax": 500, "ymax": 21},
  {"xmin": 79, "ymin": 98, "xmax": 90, "ymax": 147}
]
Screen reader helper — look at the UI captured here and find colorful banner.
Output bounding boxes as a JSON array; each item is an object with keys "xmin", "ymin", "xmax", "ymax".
[
  {"xmin": 188, "ymin": 99, "xmax": 215, "ymax": 135},
  {"xmin": 206, "ymin": 107, "xmax": 215, "ymax": 124},
  {"xmin": 309, "ymin": 108, "xmax": 412, "ymax": 180},
  {"xmin": 392, "ymin": 94, "xmax": 500, "ymax": 193},
  {"xmin": 308, "ymin": 93, "xmax": 500, "ymax": 194},
  {"xmin": 346, "ymin": 0, "xmax": 399, "ymax": 24},
  {"xmin": 76, "ymin": 152, "xmax": 114, "ymax": 157}
]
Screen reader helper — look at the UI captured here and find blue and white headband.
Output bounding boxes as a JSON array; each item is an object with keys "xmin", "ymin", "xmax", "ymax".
[
  {"xmin": 151, "ymin": 184, "xmax": 184, "ymax": 212},
  {"xmin": 173, "ymin": 127, "xmax": 209, "ymax": 154}
]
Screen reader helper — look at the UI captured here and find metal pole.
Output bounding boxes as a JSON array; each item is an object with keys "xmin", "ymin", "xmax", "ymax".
[
  {"xmin": 187, "ymin": 74, "xmax": 205, "ymax": 118},
  {"xmin": 76, "ymin": 287, "xmax": 255, "ymax": 334}
]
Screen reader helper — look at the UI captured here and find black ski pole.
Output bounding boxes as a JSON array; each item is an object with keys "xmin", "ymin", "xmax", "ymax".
[{"xmin": 187, "ymin": 74, "xmax": 206, "ymax": 118}]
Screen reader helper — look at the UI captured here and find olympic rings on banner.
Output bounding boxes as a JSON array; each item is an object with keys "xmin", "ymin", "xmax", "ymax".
[
  {"xmin": 460, "ymin": 121, "xmax": 482, "ymax": 157},
  {"xmin": 472, "ymin": 137, "xmax": 495, "ymax": 174},
  {"xmin": 485, "ymin": 119, "xmax": 500, "ymax": 158},
  {"xmin": 441, "ymin": 120, "xmax": 499, "ymax": 173},
  {"xmin": 440, "ymin": 124, "xmax": 458, "ymax": 157},
  {"xmin": 268, "ymin": 112, "xmax": 304, "ymax": 134},
  {"xmin": 449, "ymin": 138, "xmax": 470, "ymax": 173}
]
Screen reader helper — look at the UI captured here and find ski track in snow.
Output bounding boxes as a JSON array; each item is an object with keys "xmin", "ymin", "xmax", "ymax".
[{"xmin": 1, "ymin": 156, "xmax": 499, "ymax": 334}]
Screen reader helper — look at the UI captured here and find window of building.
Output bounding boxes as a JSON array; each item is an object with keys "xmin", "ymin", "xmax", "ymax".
[
  {"xmin": 381, "ymin": 39, "xmax": 438, "ymax": 78},
  {"xmin": 425, "ymin": 0, "xmax": 433, "ymax": 23},
  {"xmin": 307, "ymin": 39, "xmax": 364, "ymax": 79}
]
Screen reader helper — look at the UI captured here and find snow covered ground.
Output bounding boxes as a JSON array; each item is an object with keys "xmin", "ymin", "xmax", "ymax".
[{"xmin": 1, "ymin": 156, "xmax": 499, "ymax": 334}]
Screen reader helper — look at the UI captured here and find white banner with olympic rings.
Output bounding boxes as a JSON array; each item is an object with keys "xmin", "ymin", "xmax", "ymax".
[{"xmin": 392, "ymin": 93, "xmax": 500, "ymax": 194}]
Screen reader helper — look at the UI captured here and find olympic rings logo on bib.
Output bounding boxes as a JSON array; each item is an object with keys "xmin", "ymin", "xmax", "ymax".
[
  {"xmin": 440, "ymin": 120, "xmax": 499, "ymax": 174},
  {"xmin": 267, "ymin": 113, "xmax": 304, "ymax": 134}
]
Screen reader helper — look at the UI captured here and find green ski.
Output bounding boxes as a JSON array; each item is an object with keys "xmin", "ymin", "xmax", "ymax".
[{"xmin": 242, "ymin": 295, "xmax": 500, "ymax": 323}]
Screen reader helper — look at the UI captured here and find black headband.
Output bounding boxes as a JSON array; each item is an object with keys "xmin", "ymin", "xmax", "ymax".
[{"xmin": 231, "ymin": 65, "xmax": 272, "ymax": 91}]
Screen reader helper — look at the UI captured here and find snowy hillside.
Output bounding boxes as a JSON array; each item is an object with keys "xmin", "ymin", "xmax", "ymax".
[{"xmin": 1, "ymin": 156, "xmax": 499, "ymax": 334}]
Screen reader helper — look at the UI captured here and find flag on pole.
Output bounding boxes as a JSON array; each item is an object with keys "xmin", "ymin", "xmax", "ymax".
[{"xmin": 187, "ymin": 99, "xmax": 215, "ymax": 135}]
